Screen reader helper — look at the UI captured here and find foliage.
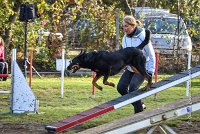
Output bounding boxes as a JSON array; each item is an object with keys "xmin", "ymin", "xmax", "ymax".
[
  {"xmin": 77, "ymin": 1, "xmax": 124, "ymax": 50},
  {"xmin": 0, "ymin": 0, "xmax": 199, "ymax": 71},
  {"xmin": 33, "ymin": 47, "xmax": 56, "ymax": 71}
]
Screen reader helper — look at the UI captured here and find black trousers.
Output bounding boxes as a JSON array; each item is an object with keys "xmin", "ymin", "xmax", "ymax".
[
  {"xmin": 117, "ymin": 69, "xmax": 145, "ymax": 113},
  {"xmin": 0, "ymin": 62, "xmax": 8, "ymax": 81}
]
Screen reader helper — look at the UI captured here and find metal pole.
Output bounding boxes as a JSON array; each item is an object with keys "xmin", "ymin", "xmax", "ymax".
[
  {"xmin": 10, "ymin": 49, "xmax": 16, "ymax": 113},
  {"xmin": 29, "ymin": 49, "xmax": 33, "ymax": 87},
  {"xmin": 154, "ymin": 51, "xmax": 159, "ymax": 99},
  {"xmin": 24, "ymin": 21, "xmax": 28, "ymax": 78},
  {"xmin": 60, "ymin": 48, "xmax": 65, "ymax": 98},
  {"xmin": 92, "ymin": 72, "xmax": 96, "ymax": 98},
  {"xmin": 26, "ymin": 60, "xmax": 43, "ymax": 78},
  {"xmin": 177, "ymin": 0, "xmax": 181, "ymax": 71},
  {"xmin": 186, "ymin": 51, "xmax": 191, "ymax": 97},
  {"xmin": 116, "ymin": 8, "xmax": 120, "ymax": 50}
]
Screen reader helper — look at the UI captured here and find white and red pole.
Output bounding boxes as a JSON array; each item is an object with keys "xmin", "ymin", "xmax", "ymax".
[
  {"xmin": 29, "ymin": 49, "xmax": 33, "ymax": 87},
  {"xmin": 92, "ymin": 72, "xmax": 96, "ymax": 97},
  {"xmin": 0, "ymin": 74, "xmax": 11, "ymax": 77},
  {"xmin": 154, "ymin": 51, "xmax": 159, "ymax": 99}
]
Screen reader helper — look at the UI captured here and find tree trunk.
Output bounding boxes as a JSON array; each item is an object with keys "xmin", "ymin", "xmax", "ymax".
[{"xmin": 3, "ymin": 1, "xmax": 21, "ymax": 61}]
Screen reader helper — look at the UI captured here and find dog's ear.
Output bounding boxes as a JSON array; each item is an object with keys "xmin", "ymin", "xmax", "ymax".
[
  {"xmin": 79, "ymin": 50, "xmax": 86, "ymax": 55},
  {"xmin": 80, "ymin": 50, "xmax": 83, "ymax": 54}
]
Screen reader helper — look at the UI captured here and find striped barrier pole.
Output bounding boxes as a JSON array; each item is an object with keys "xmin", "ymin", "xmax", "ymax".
[
  {"xmin": 0, "ymin": 74, "xmax": 11, "ymax": 77},
  {"xmin": 92, "ymin": 72, "xmax": 96, "ymax": 97}
]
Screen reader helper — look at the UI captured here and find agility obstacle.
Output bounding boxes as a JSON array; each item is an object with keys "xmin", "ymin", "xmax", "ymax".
[
  {"xmin": 1, "ymin": 49, "xmax": 38, "ymax": 114},
  {"xmin": 45, "ymin": 65, "xmax": 200, "ymax": 133},
  {"xmin": 79, "ymin": 94, "xmax": 200, "ymax": 134}
]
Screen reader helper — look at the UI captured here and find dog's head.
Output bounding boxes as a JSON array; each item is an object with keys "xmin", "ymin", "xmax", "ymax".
[{"xmin": 67, "ymin": 50, "xmax": 86, "ymax": 73}]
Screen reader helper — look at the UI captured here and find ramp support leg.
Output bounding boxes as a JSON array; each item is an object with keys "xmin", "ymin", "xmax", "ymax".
[{"xmin": 146, "ymin": 125, "xmax": 177, "ymax": 134}]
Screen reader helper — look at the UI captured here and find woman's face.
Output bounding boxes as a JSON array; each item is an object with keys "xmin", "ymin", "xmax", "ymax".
[{"xmin": 122, "ymin": 22, "xmax": 135, "ymax": 35}]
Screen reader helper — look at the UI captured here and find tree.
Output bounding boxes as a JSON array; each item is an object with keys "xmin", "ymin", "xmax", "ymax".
[
  {"xmin": 0, "ymin": 0, "xmax": 198, "ymax": 71},
  {"xmin": 0, "ymin": 0, "xmax": 23, "ymax": 60}
]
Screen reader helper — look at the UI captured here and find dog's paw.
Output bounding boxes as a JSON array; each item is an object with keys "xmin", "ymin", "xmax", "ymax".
[
  {"xmin": 97, "ymin": 86, "xmax": 103, "ymax": 91},
  {"xmin": 140, "ymin": 85, "xmax": 150, "ymax": 91},
  {"xmin": 110, "ymin": 83, "xmax": 115, "ymax": 87},
  {"xmin": 111, "ymin": 84, "xmax": 115, "ymax": 87},
  {"xmin": 146, "ymin": 85, "xmax": 150, "ymax": 90},
  {"xmin": 145, "ymin": 83, "xmax": 152, "ymax": 90}
]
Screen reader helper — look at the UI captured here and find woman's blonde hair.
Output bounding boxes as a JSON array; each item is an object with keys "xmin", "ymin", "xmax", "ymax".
[{"xmin": 123, "ymin": 15, "xmax": 137, "ymax": 26}]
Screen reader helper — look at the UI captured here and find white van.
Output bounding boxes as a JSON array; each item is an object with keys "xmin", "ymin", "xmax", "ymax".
[{"xmin": 135, "ymin": 7, "xmax": 192, "ymax": 55}]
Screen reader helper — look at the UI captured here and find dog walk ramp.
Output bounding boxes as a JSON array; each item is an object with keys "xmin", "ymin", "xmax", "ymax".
[
  {"xmin": 45, "ymin": 65, "xmax": 200, "ymax": 133},
  {"xmin": 78, "ymin": 94, "xmax": 200, "ymax": 134}
]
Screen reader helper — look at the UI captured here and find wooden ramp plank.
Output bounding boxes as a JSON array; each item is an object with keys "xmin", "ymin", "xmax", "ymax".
[
  {"xmin": 151, "ymin": 80, "xmax": 171, "ymax": 88},
  {"xmin": 45, "ymin": 104, "xmax": 115, "ymax": 132},
  {"xmin": 78, "ymin": 94, "xmax": 200, "ymax": 134}
]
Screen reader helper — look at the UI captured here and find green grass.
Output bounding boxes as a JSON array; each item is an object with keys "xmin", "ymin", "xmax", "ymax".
[{"xmin": 0, "ymin": 74, "xmax": 200, "ymax": 133}]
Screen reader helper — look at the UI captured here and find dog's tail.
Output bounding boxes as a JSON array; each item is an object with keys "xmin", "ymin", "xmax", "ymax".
[{"xmin": 136, "ymin": 29, "xmax": 151, "ymax": 50}]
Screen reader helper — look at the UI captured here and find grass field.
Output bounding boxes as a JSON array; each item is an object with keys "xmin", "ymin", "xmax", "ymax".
[{"xmin": 0, "ymin": 73, "xmax": 200, "ymax": 133}]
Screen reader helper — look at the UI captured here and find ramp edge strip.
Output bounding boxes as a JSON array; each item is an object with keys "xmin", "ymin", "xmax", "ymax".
[{"xmin": 45, "ymin": 105, "xmax": 115, "ymax": 132}]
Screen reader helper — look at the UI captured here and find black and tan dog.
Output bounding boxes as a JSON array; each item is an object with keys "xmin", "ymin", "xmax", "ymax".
[{"xmin": 67, "ymin": 30, "xmax": 152, "ymax": 91}]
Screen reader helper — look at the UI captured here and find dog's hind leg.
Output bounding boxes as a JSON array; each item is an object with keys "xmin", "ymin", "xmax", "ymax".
[
  {"xmin": 103, "ymin": 75, "xmax": 115, "ymax": 88},
  {"xmin": 145, "ymin": 73, "xmax": 152, "ymax": 90},
  {"xmin": 92, "ymin": 73, "xmax": 103, "ymax": 91},
  {"xmin": 137, "ymin": 56, "xmax": 153, "ymax": 90},
  {"xmin": 132, "ymin": 59, "xmax": 152, "ymax": 90},
  {"xmin": 142, "ymin": 71, "xmax": 152, "ymax": 90},
  {"xmin": 131, "ymin": 65, "xmax": 152, "ymax": 90}
]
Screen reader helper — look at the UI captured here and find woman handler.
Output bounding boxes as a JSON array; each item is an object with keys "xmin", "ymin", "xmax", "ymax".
[{"xmin": 117, "ymin": 15, "xmax": 155, "ymax": 113}]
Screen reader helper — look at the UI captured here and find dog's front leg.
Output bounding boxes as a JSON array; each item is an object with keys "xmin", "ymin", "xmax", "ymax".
[{"xmin": 92, "ymin": 73, "xmax": 103, "ymax": 91}]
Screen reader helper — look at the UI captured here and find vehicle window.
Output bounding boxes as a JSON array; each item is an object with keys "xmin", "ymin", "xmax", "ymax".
[{"xmin": 143, "ymin": 18, "xmax": 187, "ymax": 35}]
